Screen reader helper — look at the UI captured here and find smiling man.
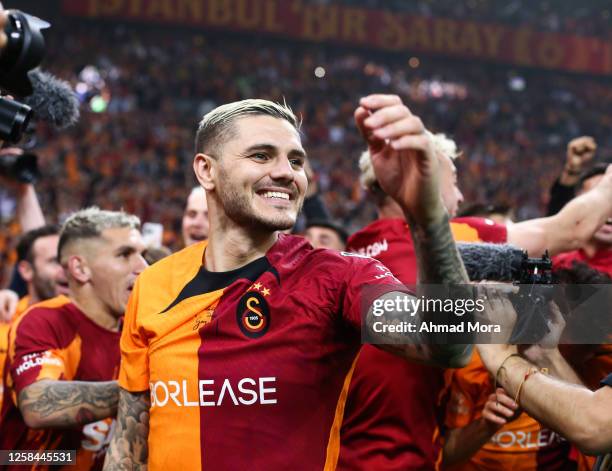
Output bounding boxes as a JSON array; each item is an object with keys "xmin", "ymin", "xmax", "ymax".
[
  {"xmin": 0, "ymin": 207, "xmax": 147, "ymax": 470},
  {"xmin": 106, "ymin": 97, "xmax": 473, "ymax": 471}
]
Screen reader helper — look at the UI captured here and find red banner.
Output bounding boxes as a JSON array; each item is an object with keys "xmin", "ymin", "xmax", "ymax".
[{"xmin": 61, "ymin": 0, "xmax": 612, "ymax": 76}]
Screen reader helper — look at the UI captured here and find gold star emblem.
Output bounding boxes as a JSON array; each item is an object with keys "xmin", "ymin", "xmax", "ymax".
[
  {"xmin": 252, "ymin": 282, "xmax": 262, "ymax": 291},
  {"xmin": 261, "ymin": 287, "xmax": 271, "ymax": 297}
]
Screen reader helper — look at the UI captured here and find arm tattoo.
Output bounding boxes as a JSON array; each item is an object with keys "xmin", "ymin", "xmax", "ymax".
[
  {"xmin": 18, "ymin": 380, "xmax": 118, "ymax": 427},
  {"xmin": 409, "ymin": 212, "xmax": 469, "ymax": 285},
  {"xmin": 368, "ymin": 213, "xmax": 473, "ymax": 366},
  {"xmin": 104, "ymin": 388, "xmax": 149, "ymax": 470}
]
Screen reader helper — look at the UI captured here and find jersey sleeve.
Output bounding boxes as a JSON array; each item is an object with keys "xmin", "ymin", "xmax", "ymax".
[
  {"xmin": 602, "ymin": 373, "xmax": 612, "ymax": 387},
  {"xmin": 118, "ymin": 278, "xmax": 150, "ymax": 392},
  {"xmin": 452, "ymin": 217, "xmax": 508, "ymax": 243},
  {"xmin": 340, "ymin": 253, "xmax": 405, "ymax": 331},
  {"xmin": 444, "ymin": 354, "xmax": 491, "ymax": 429},
  {"xmin": 8, "ymin": 309, "xmax": 69, "ymax": 395}
]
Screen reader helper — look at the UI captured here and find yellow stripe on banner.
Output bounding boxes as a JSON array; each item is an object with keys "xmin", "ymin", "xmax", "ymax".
[{"xmin": 323, "ymin": 351, "xmax": 361, "ymax": 471}]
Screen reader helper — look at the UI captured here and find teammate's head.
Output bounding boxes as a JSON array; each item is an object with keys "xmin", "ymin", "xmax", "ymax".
[
  {"xmin": 58, "ymin": 207, "xmax": 147, "ymax": 318},
  {"xmin": 360, "ymin": 132, "xmax": 463, "ymax": 217},
  {"xmin": 182, "ymin": 186, "xmax": 209, "ymax": 246},
  {"xmin": 577, "ymin": 163, "xmax": 612, "ymax": 246},
  {"xmin": 304, "ymin": 219, "xmax": 348, "ymax": 251},
  {"xmin": 193, "ymin": 99, "xmax": 307, "ymax": 233},
  {"xmin": 16, "ymin": 225, "xmax": 64, "ymax": 303},
  {"xmin": 431, "ymin": 133, "xmax": 464, "ymax": 217}
]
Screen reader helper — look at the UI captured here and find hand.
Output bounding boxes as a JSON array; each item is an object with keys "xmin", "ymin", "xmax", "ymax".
[
  {"xmin": 0, "ymin": 147, "xmax": 28, "ymax": 192},
  {"xmin": 522, "ymin": 301, "xmax": 566, "ymax": 364},
  {"xmin": 354, "ymin": 94, "xmax": 443, "ymax": 226},
  {"xmin": 0, "ymin": 289, "xmax": 18, "ymax": 322},
  {"xmin": 482, "ymin": 388, "xmax": 520, "ymax": 430},
  {"xmin": 566, "ymin": 136, "xmax": 596, "ymax": 174}
]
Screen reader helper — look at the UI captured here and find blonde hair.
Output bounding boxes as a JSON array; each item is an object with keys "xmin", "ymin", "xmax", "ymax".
[
  {"xmin": 58, "ymin": 207, "xmax": 140, "ymax": 261},
  {"xmin": 359, "ymin": 132, "xmax": 460, "ymax": 192},
  {"xmin": 195, "ymin": 99, "xmax": 300, "ymax": 155}
]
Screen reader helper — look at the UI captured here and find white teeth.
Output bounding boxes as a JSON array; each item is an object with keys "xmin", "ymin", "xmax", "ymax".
[{"xmin": 262, "ymin": 191, "xmax": 289, "ymax": 200}]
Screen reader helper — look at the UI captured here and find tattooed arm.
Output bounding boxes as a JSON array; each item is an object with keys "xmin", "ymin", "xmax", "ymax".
[
  {"xmin": 365, "ymin": 214, "xmax": 473, "ymax": 367},
  {"xmin": 104, "ymin": 388, "xmax": 149, "ymax": 470},
  {"xmin": 18, "ymin": 379, "xmax": 118, "ymax": 428},
  {"xmin": 355, "ymin": 94, "xmax": 472, "ymax": 367}
]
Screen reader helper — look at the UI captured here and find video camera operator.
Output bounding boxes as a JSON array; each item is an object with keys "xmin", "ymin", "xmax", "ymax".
[{"xmin": 478, "ymin": 302, "xmax": 612, "ymax": 465}]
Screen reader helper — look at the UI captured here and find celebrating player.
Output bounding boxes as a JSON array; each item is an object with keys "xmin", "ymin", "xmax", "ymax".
[
  {"xmin": 105, "ymin": 95, "xmax": 473, "ymax": 470},
  {"xmin": 0, "ymin": 208, "xmax": 147, "ymax": 470}
]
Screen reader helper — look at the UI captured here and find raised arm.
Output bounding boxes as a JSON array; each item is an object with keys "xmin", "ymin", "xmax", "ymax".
[
  {"xmin": 355, "ymin": 94, "xmax": 472, "ymax": 367},
  {"xmin": 18, "ymin": 379, "xmax": 118, "ymax": 428},
  {"xmin": 509, "ymin": 164, "xmax": 612, "ymax": 256},
  {"xmin": 104, "ymin": 388, "xmax": 150, "ymax": 470}
]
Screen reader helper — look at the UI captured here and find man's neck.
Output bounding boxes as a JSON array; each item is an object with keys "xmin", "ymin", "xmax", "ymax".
[
  {"xmin": 27, "ymin": 288, "xmax": 40, "ymax": 306},
  {"xmin": 70, "ymin": 286, "xmax": 120, "ymax": 331},
  {"xmin": 205, "ymin": 222, "xmax": 278, "ymax": 272},
  {"xmin": 377, "ymin": 200, "xmax": 404, "ymax": 220}
]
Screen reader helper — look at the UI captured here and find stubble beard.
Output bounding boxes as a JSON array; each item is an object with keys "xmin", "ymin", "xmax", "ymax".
[{"xmin": 216, "ymin": 169, "xmax": 302, "ymax": 233}]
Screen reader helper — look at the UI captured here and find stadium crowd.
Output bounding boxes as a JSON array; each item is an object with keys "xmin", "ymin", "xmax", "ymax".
[
  {"xmin": 0, "ymin": 1, "xmax": 611, "ymax": 470},
  {"xmin": 0, "ymin": 16, "xmax": 610, "ymax": 274}
]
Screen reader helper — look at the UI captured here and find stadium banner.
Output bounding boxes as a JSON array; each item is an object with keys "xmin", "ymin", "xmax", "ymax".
[{"xmin": 62, "ymin": 0, "xmax": 611, "ymax": 76}]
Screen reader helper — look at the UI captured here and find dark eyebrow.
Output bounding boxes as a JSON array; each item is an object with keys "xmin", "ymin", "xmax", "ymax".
[
  {"xmin": 115, "ymin": 245, "xmax": 137, "ymax": 256},
  {"xmin": 244, "ymin": 144, "xmax": 307, "ymax": 160}
]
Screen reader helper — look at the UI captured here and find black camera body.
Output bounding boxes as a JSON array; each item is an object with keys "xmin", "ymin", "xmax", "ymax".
[
  {"xmin": 509, "ymin": 251, "xmax": 555, "ymax": 344},
  {"xmin": 0, "ymin": 9, "xmax": 49, "ymax": 143}
]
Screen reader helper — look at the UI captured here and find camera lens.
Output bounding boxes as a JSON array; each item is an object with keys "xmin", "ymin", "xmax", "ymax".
[{"xmin": 0, "ymin": 96, "xmax": 32, "ymax": 142}]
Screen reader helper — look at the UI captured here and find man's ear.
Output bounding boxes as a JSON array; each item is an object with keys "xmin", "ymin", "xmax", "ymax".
[
  {"xmin": 66, "ymin": 255, "xmax": 92, "ymax": 284},
  {"xmin": 17, "ymin": 260, "xmax": 34, "ymax": 283},
  {"xmin": 193, "ymin": 153, "xmax": 216, "ymax": 191}
]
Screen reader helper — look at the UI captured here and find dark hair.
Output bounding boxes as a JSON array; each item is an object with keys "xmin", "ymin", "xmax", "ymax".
[
  {"xmin": 16, "ymin": 225, "xmax": 60, "ymax": 263},
  {"xmin": 554, "ymin": 260, "xmax": 612, "ymax": 284},
  {"xmin": 305, "ymin": 219, "xmax": 349, "ymax": 244},
  {"xmin": 578, "ymin": 162, "xmax": 610, "ymax": 189},
  {"xmin": 457, "ymin": 202, "xmax": 512, "ymax": 218},
  {"xmin": 58, "ymin": 207, "xmax": 140, "ymax": 263}
]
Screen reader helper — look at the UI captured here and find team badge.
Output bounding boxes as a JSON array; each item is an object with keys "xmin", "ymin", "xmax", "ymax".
[{"xmin": 236, "ymin": 291, "xmax": 270, "ymax": 338}]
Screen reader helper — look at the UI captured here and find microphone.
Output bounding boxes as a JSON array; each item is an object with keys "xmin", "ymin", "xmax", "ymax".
[
  {"xmin": 23, "ymin": 69, "xmax": 80, "ymax": 130},
  {"xmin": 457, "ymin": 242, "xmax": 524, "ymax": 282}
]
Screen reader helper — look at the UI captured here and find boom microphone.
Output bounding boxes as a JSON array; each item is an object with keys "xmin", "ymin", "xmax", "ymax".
[
  {"xmin": 23, "ymin": 69, "xmax": 80, "ymax": 130},
  {"xmin": 457, "ymin": 242, "xmax": 524, "ymax": 282}
]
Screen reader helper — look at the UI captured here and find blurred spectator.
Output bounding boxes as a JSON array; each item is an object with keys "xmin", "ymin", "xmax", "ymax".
[
  {"xmin": 181, "ymin": 186, "xmax": 209, "ymax": 247},
  {"xmin": 303, "ymin": 219, "xmax": 348, "ymax": 250}
]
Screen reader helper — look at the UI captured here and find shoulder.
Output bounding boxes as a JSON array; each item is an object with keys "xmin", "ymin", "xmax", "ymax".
[
  {"xmin": 347, "ymin": 218, "xmax": 407, "ymax": 251},
  {"xmin": 271, "ymin": 234, "xmax": 384, "ymax": 282},
  {"xmin": 452, "ymin": 217, "xmax": 507, "ymax": 243},
  {"xmin": 12, "ymin": 296, "xmax": 75, "ymax": 347},
  {"xmin": 138, "ymin": 241, "xmax": 205, "ymax": 285}
]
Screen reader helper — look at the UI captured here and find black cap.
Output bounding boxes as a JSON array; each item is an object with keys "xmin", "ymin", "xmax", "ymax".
[{"xmin": 304, "ymin": 219, "xmax": 349, "ymax": 244}]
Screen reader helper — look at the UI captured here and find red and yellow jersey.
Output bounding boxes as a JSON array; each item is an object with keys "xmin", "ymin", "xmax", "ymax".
[
  {"xmin": 0, "ymin": 296, "xmax": 120, "ymax": 471},
  {"xmin": 119, "ymin": 234, "xmax": 402, "ymax": 471},
  {"xmin": 445, "ymin": 350, "xmax": 573, "ymax": 471},
  {"xmin": 553, "ymin": 248, "xmax": 612, "ymax": 278},
  {"xmin": 0, "ymin": 295, "xmax": 31, "ymax": 412},
  {"xmin": 346, "ymin": 217, "xmax": 507, "ymax": 289},
  {"xmin": 339, "ymin": 217, "xmax": 507, "ymax": 471}
]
